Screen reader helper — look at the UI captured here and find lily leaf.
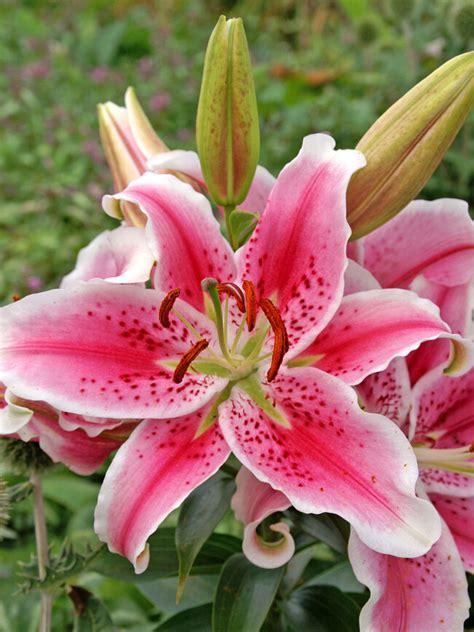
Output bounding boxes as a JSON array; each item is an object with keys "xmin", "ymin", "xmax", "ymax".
[
  {"xmin": 156, "ymin": 604, "xmax": 212, "ymax": 631},
  {"xmin": 212, "ymin": 553, "xmax": 284, "ymax": 632},
  {"xmin": 176, "ymin": 472, "xmax": 235, "ymax": 601},
  {"xmin": 282, "ymin": 585, "xmax": 361, "ymax": 632}
]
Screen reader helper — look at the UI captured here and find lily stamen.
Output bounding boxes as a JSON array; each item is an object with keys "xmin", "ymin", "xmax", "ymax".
[
  {"xmin": 217, "ymin": 283, "xmax": 246, "ymax": 313},
  {"xmin": 242, "ymin": 280, "xmax": 258, "ymax": 332},
  {"xmin": 173, "ymin": 339, "xmax": 210, "ymax": 383},
  {"xmin": 159, "ymin": 288, "xmax": 181, "ymax": 328},
  {"xmin": 259, "ymin": 298, "xmax": 289, "ymax": 382}
]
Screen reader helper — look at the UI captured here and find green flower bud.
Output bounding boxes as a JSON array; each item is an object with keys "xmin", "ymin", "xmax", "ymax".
[
  {"xmin": 196, "ymin": 16, "xmax": 260, "ymax": 208},
  {"xmin": 347, "ymin": 52, "xmax": 474, "ymax": 239}
]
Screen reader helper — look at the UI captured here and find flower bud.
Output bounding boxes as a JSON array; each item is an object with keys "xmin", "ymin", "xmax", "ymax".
[
  {"xmin": 196, "ymin": 16, "xmax": 260, "ymax": 207},
  {"xmin": 347, "ymin": 52, "xmax": 474, "ymax": 239},
  {"xmin": 98, "ymin": 87, "xmax": 168, "ymax": 226}
]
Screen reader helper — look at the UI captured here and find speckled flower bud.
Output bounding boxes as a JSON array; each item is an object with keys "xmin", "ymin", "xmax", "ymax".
[
  {"xmin": 196, "ymin": 16, "xmax": 260, "ymax": 207},
  {"xmin": 347, "ymin": 52, "xmax": 474, "ymax": 239}
]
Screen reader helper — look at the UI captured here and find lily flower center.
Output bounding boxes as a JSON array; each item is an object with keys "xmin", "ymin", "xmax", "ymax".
[{"xmin": 159, "ymin": 278, "xmax": 289, "ymax": 384}]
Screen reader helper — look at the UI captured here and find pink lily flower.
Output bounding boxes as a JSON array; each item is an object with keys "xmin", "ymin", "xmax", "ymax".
[
  {"xmin": 350, "ymin": 359, "xmax": 474, "ymax": 630},
  {"xmin": 0, "ymin": 384, "xmax": 130, "ymax": 475},
  {"xmin": 0, "ymin": 134, "xmax": 466, "ymax": 573}
]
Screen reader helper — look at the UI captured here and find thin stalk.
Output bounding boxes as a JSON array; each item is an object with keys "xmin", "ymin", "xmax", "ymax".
[{"xmin": 31, "ymin": 472, "xmax": 52, "ymax": 632}]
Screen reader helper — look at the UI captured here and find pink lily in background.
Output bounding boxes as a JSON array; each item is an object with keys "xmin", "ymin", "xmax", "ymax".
[
  {"xmin": 347, "ymin": 245, "xmax": 473, "ymax": 630},
  {"xmin": 0, "ymin": 383, "xmax": 131, "ymax": 475},
  {"xmin": 350, "ymin": 361, "xmax": 474, "ymax": 630},
  {"xmin": 1, "ymin": 134, "xmax": 468, "ymax": 573}
]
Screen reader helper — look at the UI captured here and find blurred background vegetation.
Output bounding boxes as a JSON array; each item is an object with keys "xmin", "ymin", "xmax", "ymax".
[
  {"xmin": 0, "ymin": 0, "xmax": 473, "ymax": 304},
  {"xmin": 0, "ymin": 0, "xmax": 473, "ymax": 628}
]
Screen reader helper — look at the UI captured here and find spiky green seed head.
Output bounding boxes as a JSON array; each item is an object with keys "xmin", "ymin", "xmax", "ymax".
[{"xmin": 0, "ymin": 438, "xmax": 53, "ymax": 475}]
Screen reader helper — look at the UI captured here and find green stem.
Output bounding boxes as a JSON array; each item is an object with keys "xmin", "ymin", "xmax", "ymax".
[
  {"xmin": 31, "ymin": 472, "xmax": 52, "ymax": 632},
  {"xmin": 224, "ymin": 205, "xmax": 238, "ymax": 250}
]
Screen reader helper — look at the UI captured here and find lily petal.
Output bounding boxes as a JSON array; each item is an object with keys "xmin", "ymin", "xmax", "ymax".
[
  {"xmin": 61, "ymin": 226, "xmax": 154, "ymax": 288},
  {"xmin": 94, "ymin": 407, "xmax": 230, "ymax": 572},
  {"xmin": 17, "ymin": 409, "xmax": 123, "ymax": 475},
  {"xmin": 58, "ymin": 412, "xmax": 126, "ymax": 438},
  {"xmin": 0, "ymin": 387, "xmax": 34, "ymax": 434},
  {"xmin": 0, "ymin": 283, "xmax": 227, "ymax": 419},
  {"xmin": 149, "ymin": 150, "xmax": 276, "ymax": 215},
  {"xmin": 103, "ymin": 173, "xmax": 236, "ymax": 311},
  {"xmin": 411, "ymin": 366, "xmax": 474, "ymax": 444},
  {"xmin": 232, "ymin": 466, "xmax": 294, "ymax": 569},
  {"xmin": 410, "ymin": 275, "xmax": 473, "ymax": 336},
  {"xmin": 219, "ymin": 367, "xmax": 441, "ymax": 558},
  {"xmin": 430, "ymin": 493, "xmax": 474, "ymax": 572},
  {"xmin": 357, "ymin": 358, "xmax": 411, "ymax": 429},
  {"xmin": 363, "ymin": 199, "xmax": 474, "ymax": 288},
  {"xmin": 237, "ymin": 134, "xmax": 366, "ymax": 356},
  {"xmin": 348, "ymin": 519, "xmax": 470, "ymax": 631},
  {"xmin": 302, "ymin": 289, "xmax": 462, "ymax": 385},
  {"xmin": 343, "ymin": 260, "xmax": 380, "ymax": 295}
]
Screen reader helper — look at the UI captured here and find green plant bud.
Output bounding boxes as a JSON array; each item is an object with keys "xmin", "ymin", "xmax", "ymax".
[
  {"xmin": 0, "ymin": 438, "xmax": 53, "ymax": 475},
  {"xmin": 347, "ymin": 52, "xmax": 474, "ymax": 239},
  {"xmin": 453, "ymin": 3, "xmax": 474, "ymax": 41},
  {"xmin": 196, "ymin": 15, "xmax": 260, "ymax": 207}
]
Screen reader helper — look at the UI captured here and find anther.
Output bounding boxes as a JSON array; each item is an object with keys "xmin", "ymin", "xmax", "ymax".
[
  {"xmin": 242, "ymin": 280, "xmax": 258, "ymax": 331},
  {"xmin": 217, "ymin": 283, "xmax": 246, "ymax": 313},
  {"xmin": 259, "ymin": 298, "xmax": 289, "ymax": 381},
  {"xmin": 159, "ymin": 288, "xmax": 181, "ymax": 328},
  {"xmin": 173, "ymin": 339, "xmax": 209, "ymax": 383}
]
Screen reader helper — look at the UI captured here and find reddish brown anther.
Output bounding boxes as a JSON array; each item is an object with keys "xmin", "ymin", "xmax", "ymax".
[
  {"xmin": 159, "ymin": 288, "xmax": 181, "ymax": 328},
  {"xmin": 173, "ymin": 339, "xmax": 209, "ymax": 384},
  {"xmin": 217, "ymin": 282, "xmax": 246, "ymax": 313},
  {"xmin": 259, "ymin": 297, "xmax": 289, "ymax": 381},
  {"xmin": 242, "ymin": 280, "xmax": 258, "ymax": 332}
]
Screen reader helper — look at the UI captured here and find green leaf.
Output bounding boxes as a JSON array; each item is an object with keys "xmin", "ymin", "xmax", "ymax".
[
  {"xmin": 336, "ymin": 0, "xmax": 368, "ymax": 20},
  {"xmin": 41, "ymin": 475, "xmax": 100, "ymax": 510},
  {"xmin": 69, "ymin": 586, "xmax": 115, "ymax": 632},
  {"xmin": 176, "ymin": 473, "xmax": 235, "ymax": 601},
  {"xmin": 90, "ymin": 529, "xmax": 241, "ymax": 583},
  {"xmin": 156, "ymin": 604, "xmax": 212, "ymax": 631},
  {"xmin": 228, "ymin": 210, "xmax": 259, "ymax": 246},
  {"xmin": 282, "ymin": 585, "xmax": 360, "ymax": 632},
  {"xmin": 290, "ymin": 511, "xmax": 348, "ymax": 554},
  {"xmin": 212, "ymin": 554, "xmax": 284, "ymax": 632}
]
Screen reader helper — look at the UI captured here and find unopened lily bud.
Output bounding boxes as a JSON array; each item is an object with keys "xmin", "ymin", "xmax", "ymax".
[
  {"xmin": 196, "ymin": 15, "xmax": 260, "ymax": 207},
  {"xmin": 347, "ymin": 52, "xmax": 474, "ymax": 239},
  {"xmin": 98, "ymin": 87, "xmax": 168, "ymax": 226}
]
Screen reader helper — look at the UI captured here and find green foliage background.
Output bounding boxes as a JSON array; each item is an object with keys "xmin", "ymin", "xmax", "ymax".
[{"xmin": 0, "ymin": 0, "xmax": 473, "ymax": 629}]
